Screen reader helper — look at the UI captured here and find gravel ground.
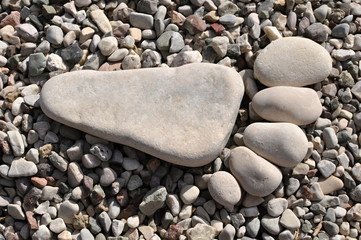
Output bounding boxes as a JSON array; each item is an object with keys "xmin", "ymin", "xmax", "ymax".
[{"xmin": 1, "ymin": 0, "xmax": 361, "ymax": 240}]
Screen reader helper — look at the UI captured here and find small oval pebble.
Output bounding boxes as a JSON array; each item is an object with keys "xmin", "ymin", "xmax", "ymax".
[
  {"xmin": 179, "ymin": 185, "xmax": 200, "ymax": 204},
  {"xmin": 229, "ymin": 147, "xmax": 282, "ymax": 197},
  {"xmin": 208, "ymin": 171, "xmax": 241, "ymax": 210},
  {"xmin": 243, "ymin": 122, "xmax": 308, "ymax": 167},
  {"xmin": 252, "ymin": 86, "xmax": 322, "ymax": 125},
  {"xmin": 254, "ymin": 37, "xmax": 332, "ymax": 87}
]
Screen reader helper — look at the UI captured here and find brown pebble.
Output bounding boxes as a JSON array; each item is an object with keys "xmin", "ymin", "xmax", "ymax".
[
  {"xmin": 45, "ymin": 176, "xmax": 56, "ymax": 186},
  {"xmin": 0, "ymin": 139, "xmax": 12, "ymax": 155},
  {"xmin": 119, "ymin": 205, "xmax": 138, "ymax": 219},
  {"xmin": 30, "ymin": 177, "xmax": 47, "ymax": 188},
  {"xmin": 167, "ymin": 225, "xmax": 183, "ymax": 240},
  {"xmin": 72, "ymin": 214, "xmax": 89, "ymax": 230},
  {"xmin": 25, "ymin": 211, "xmax": 38, "ymax": 230},
  {"xmin": 113, "ymin": 24, "xmax": 130, "ymax": 38},
  {"xmin": 210, "ymin": 23, "xmax": 225, "ymax": 35},
  {"xmin": 183, "ymin": 14, "xmax": 207, "ymax": 34},
  {"xmin": 0, "ymin": 11, "xmax": 20, "ymax": 28},
  {"xmin": 98, "ymin": 62, "xmax": 122, "ymax": 71}
]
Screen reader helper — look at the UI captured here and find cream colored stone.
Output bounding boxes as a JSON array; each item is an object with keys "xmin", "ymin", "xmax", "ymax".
[
  {"xmin": 243, "ymin": 122, "xmax": 308, "ymax": 167},
  {"xmin": 263, "ymin": 26, "xmax": 282, "ymax": 41},
  {"xmin": 129, "ymin": 28, "xmax": 142, "ymax": 42},
  {"xmin": 252, "ymin": 86, "xmax": 322, "ymax": 125},
  {"xmin": 90, "ymin": 9, "xmax": 112, "ymax": 34},
  {"xmin": 254, "ymin": 37, "xmax": 332, "ymax": 87},
  {"xmin": 208, "ymin": 171, "xmax": 241, "ymax": 210},
  {"xmin": 318, "ymin": 175, "xmax": 344, "ymax": 194},
  {"xmin": 229, "ymin": 146, "xmax": 282, "ymax": 197},
  {"xmin": 40, "ymin": 63, "xmax": 244, "ymax": 167},
  {"xmin": 79, "ymin": 27, "xmax": 95, "ymax": 44},
  {"xmin": 98, "ymin": 36, "xmax": 118, "ymax": 56}
]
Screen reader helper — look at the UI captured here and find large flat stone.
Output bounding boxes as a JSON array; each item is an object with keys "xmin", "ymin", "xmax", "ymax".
[{"xmin": 40, "ymin": 63, "xmax": 244, "ymax": 167}]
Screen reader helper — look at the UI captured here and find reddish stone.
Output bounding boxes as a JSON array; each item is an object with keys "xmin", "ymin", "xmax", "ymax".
[
  {"xmin": 183, "ymin": 15, "xmax": 207, "ymax": 35},
  {"xmin": 210, "ymin": 23, "xmax": 225, "ymax": 35},
  {"xmin": 99, "ymin": 62, "xmax": 122, "ymax": 71},
  {"xmin": 30, "ymin": 177, "xmax": 47, "ymax": 188},
  {"xmin": 113, "ymin": 24, "xmax": 130, "ymax": 38},
  {"xmin": 25, "ymin": 211, "xmax": 38, "ymax": 230},
  {"xmin": 167, "ymin": 225, "xmax": 183, "ymax": 240},
  {"xmin": 45, "ymin": 176, "xmax": 56, "ymax": 186},
  {"xmin": 72, "ymin": 214, "xmax": 89, "ymax": 230},
  {"xmin": 0, "ymin": 11, "xmax": 20, "ymax": 28},
  {"xmin": 169, "ymin": 10, "xmax": 186, "ymax": 26},
  {"xmin": 119, "ymin": 205, "xmax": 138, "ymax": 219},
  {"xmin": 0, "ymin": 139, "xmax": 12, "ymax": 155},
  {"xmin": 307, "ymin": 169, "xmax": 318, "ymax": 178}
]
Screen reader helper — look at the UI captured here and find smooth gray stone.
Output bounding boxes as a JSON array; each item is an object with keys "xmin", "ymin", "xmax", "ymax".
[{"xmin": 40, "ymin": 63, "xmax": 244, "ymax": 167}]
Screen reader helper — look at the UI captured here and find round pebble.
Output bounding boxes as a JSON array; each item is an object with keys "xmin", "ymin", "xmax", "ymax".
[{"xmin": 98, "ymin": 36, "xmax": 118, "ymax": 56}]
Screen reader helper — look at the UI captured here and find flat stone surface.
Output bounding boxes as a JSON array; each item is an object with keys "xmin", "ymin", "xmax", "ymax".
[
  {"xmin": 279, "ymin": 209, "xmax": 301, "ymax": 230},
  {"xmin": 267, "ymin": 198, "xmax": 288, "ymax": 217},
  {"xmin": 90, "ymin": 9, "xmax": 112, "ymax": 34},
  {"xmin": 252, "ymin": 86, "xmax": 322, "ymax": 125},
  {"xmin": 229, "ymin": 146, "xmax": 282, "ymax": 197},
  {"xmin": 180, "ymin": 185, "xmax": 200, "ymax": 204},
  {"xmin": 139, "ymin": 186, "xmax": 167, "ymax": 216},
  {"xmin": 243, "ymin": 122, "xmax": 308, "ymax": 168},
  {"xmin": 8, "ymin": 158, "xmax": 38, "ymax": 177},
  {"xmin": 254, "ymin": 37, "xmax": 332, "ymax": 87},
  {"xmin": 58, "ymin": 200, "xmax": 79, "ymax": 224},
  {"xmin": 40, "ymin": 63, "xmax": 244, "ymax": 167},
  {"xmin": 7, "ymin": 130, "xmax": 25, "ymax": 156}
]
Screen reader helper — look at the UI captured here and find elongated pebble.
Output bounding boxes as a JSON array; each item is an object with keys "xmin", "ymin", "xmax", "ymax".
[
  {"xmin": 229, "ymin": 147, "xmax": 282, "ymax": 197},
  {"xmin": 252, "ymin": 86, "xmax": 322, "ymax": 125}
]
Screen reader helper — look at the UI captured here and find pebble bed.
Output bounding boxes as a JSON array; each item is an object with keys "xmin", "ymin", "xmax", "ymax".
[{"xmin": 0, "ymin": 0, "xmax": 361, "ymax": 240}]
